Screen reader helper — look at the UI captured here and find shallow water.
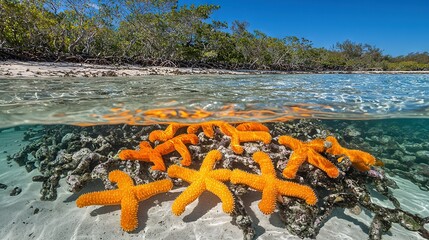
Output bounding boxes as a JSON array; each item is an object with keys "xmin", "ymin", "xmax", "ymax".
[
  {"xmin": 1, "ymin": 74, "xmax": 429, "ymax": 239},
  {"xmin": 1, "ymin": 74, "xmax": 428, "ymax": 127}
]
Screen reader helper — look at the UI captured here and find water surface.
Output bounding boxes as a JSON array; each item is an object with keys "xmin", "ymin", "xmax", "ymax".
[{"xmin": 1, "ymin": 74, "xmax": 428, "ymax": 127}]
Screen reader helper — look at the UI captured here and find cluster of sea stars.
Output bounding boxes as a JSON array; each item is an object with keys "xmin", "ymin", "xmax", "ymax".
[{"xmin": 76, "ymin": 121, "xmax": 381, "ymax": 232}]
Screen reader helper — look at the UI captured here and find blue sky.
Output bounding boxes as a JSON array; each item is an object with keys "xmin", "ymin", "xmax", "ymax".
[{"xmin": 179, "ymin": 0, "xmax": 429, "ymax": 56}]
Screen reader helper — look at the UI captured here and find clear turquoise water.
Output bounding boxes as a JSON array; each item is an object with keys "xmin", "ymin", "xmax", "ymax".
[{"xmin": 1, "ymin": 74, "xmax": 428, "ymax": 127}]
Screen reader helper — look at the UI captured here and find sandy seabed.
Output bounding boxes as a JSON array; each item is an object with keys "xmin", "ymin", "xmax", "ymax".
[{"xmin": 0, "ymin": 128, "xmax": 428, "ymax": 240}]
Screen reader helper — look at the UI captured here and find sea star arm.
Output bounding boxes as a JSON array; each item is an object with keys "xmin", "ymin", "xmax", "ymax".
[
  {"xmin": 205, "ymin": 178, "xmax": 234, "ymax": 214},
  {"xmin": 187, "ymin": 122, "xmax": 216, "ymax": 138},
  {"xmin": 118, "ymin": 149, "xmax": 150, "ymax": 162},
  {"xmin": 110, "ymin": 170, "xmax": 134, "ymax": 188},
  {"xmin": 351, "ymin": 160, "xmax": 371, "ymax": 171},
  {"xmin": 199, "ymin": 150, "xmax": 223, "ymax": 172},
  {"xmin": 325, "ymin": 136, "xmax": 346, "ymax": 155},
  {"xmin": 133, "ymin": 179, "xmax": 173, "ymax": 201},
  {"xmin": 275, "ymin": 179, "xmax": 317, "ymax": 205},
  {"xmin": 171, "ymin": 180, "xmax": 206, "ymax": 216},
  {"xmin": 258, "ymin": 184, "xmax": 278, "ymax": 214},
  {"xmin": 326, "ymin": 136, "xmax": 376, "ymax": 171},
  {"xmin": 120, "ymin": 194, "xmax": 139, "ymax": 232},
  {"xmin": 236, "ymin": 122, "xmax": 270, "ymax": 132},
  {"xmin": 282, "ymin": 148, "xmax": 308, "ymax": 179},
  {"xmin": 167, "ymin": 165, "xmax": 198, "ymax": 183},
  {"xmin": 230, "ymin": 132, "xmax": 244, "ymax": 154},
  {"xmin": 307, "ymin": 150, "xmax": 339, "ymax": 178},
  {"xmin": 230, "ymin": 169, "xmax": 265, "ymax": 191},
  {"xmin": 238, "ymin": 131, "xmax": 272, "ymax": 145},
  {"xmin": 349, "ymin": 150, "xmax": 376, "ymax": 166},
  {"xmin": 148, "ymin": 151, "xmax": 167, "ymax": 171},
  {"xmin": 307, "ymin": 139, "xmax": 327, "ymax": 152},
  {"xmin": 218, "ymin": 122, "xmax": 237, "ymax": 136},
  {"xmin": 118, "ymin": 141, "xmax": 152, "ymax": 162},
  {"xmin": 201, "ymin": 124, "xmax": 215, "ymax": 138},
  {"xmin": 76, "ymin": 189, "xmax": 123, "ymax": 207},
  {"xmin": 278, "ymin": 135, "xmax": 304, "ymax": 150},
  {"xmin": 209, "ymin": 169, "xmax": 232, "ymax": 181},
  {"xmin": 171, "ymin": 134, "xmax": 199, "ymax": 144},
  {"xmin": 149, "ymin": 123, "xmax": 188, "ymax": 142},
  {"xmin": 252, "ymin": 151, "xmax": 276, "ymax": 176},
  {"xmin": 172, "ymin": 139, "xmax": 194, "ymax": 166}
]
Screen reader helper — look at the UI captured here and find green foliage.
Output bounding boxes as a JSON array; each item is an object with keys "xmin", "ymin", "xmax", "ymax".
[{"xmin": 0, "ymin": 0, "xmax": 425, "ymax": 71}]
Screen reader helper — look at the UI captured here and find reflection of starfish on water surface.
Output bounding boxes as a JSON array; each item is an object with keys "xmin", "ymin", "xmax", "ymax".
[
  {"xmin": 167, "ymin": 150, "xmax": 234, "ymax": 216},
  {"xmin": 278, "ymin": 136, "xmax": 339, "ymax": 179},
  {"xmin": 76, "ymin": 170, "xmax": 172, "ymax": 232},
  {"xmin": 118, "ymin": 134, "xmax": 199, "ymax": 171},
  {"xmin": 231, "ymin": 152, "xmax": 317, "ymax": 214}
]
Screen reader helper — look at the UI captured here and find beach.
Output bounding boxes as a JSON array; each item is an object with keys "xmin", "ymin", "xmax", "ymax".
[
  {"xmin": 1, "ymin": 61, "xmax": 429, "ymax": 78},
  {"xmin": 0, "ymin": 127, "xmax": 428, "ymax": 240}
]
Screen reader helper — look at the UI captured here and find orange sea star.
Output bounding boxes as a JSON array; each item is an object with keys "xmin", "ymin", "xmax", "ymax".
[
  {"xmin": 167, "ymin": 150, "xmax": 234, "ymax": 216},
  {"xmin": 278, "ymin": 136, "xmax": 339, "ymax": 179},
  {"xmin": 76, "ymin": 170, "xmax": 172, "ymax": 232},
  {"xmin": 119, "ymin": 134, "xmax": 199, "ymax": 171},
  {"xmin": 188, "ymin": 121, "xmax": 272, "ymax": 154},
  {"xmin": 325, "ymin": 136, "xmax": 379, "ymax": 171},
  {"xmin": 235, "ymin": 122, "xmax": 270, "ymax": 132},
  {"xmin": 149, "ymin": 123, "xmax": 189, "ymax": 142},
  {"xmin": 230, "ymin": 152, "xmax": 317, "ymax": 214}
]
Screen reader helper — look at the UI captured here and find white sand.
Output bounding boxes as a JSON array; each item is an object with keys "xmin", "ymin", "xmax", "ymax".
[
  {"xmin": 2, "ymin": 61, "xmax": 429, "ymax": 78},
  {"xmin": 0, "ymin": 128, "xmax": 427, "ymax": 240},
  {"xmin": 0, "ymin": 61, "xmax": 252, "ymax": 78}
]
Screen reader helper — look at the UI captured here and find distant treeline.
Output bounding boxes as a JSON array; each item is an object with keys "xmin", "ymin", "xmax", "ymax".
[{"xmin": 1, "ymin": 0, "xmax": 428, "ymax": 71}]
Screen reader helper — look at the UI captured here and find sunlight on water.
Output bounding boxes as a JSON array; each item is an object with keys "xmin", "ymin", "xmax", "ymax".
[{"xmin": 1, "ymin": 74, "xmax": 428, "ymax": 127}]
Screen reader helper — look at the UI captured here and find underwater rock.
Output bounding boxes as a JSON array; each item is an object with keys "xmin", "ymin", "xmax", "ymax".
[
  {"xmin": 416, "ymin": 150, "xmax": 429, "ymax": 163},
  {"xmin": 0, "ymin": 183, "xmax": 7, "ymax": 189},
  {"xmin": 10, "ymin": 187, "xmax": 22, "ymax": 196},
  {"xmin": 230, "ymin": 186, "xmax": 255, "ymax": 240},
  {"xmin": 278, "ymin": 197, "xmax": 318, "ymax": 238}
]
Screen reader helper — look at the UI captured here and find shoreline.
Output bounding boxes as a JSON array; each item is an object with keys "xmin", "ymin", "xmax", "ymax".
[{"xmin": 1, "ymin": 60, "xmax": 429, "ymax": 78}]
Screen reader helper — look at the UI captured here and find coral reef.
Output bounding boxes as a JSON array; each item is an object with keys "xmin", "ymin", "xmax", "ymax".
[
  {"xmin": 8, "ymin": 124, "xmax": 157, "ymax": 200},
  {"xmin": 8, "ymin": 119, "xmax": 429, "ymax": 239}
]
